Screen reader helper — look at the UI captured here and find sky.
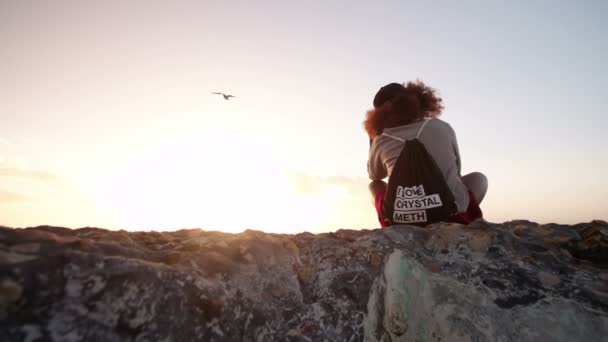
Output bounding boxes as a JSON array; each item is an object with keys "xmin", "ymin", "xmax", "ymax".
[{"xmin": 1, "ymin": 0, "xmax": 607, "ymax": 233}]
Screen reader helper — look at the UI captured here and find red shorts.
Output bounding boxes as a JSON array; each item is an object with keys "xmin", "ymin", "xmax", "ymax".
[{"xmin": 375, "ymin": 188, "xmax": 482, "ymax": 228}]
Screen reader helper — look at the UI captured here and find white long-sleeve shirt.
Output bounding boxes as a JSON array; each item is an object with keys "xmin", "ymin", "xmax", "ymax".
[{"xmin": 367, "ymin": 118, "xmax": 470, "ymax": 213}]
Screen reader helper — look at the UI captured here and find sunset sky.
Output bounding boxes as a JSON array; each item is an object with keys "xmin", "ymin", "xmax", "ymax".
[{"xmin": 1, "ymin": 1, "xmax": 606, "ymax": 233}]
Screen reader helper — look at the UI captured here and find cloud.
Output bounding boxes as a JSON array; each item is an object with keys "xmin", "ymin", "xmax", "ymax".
[
  {"xmin": 0, "ymin": 167, "xmax": 61, "ymax": 182},
  {"xmin": 0, "ymin": 190, "xmax": 29, "ymax": 202}
]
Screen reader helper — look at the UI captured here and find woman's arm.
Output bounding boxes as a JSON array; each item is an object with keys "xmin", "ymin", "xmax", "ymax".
[
  {"xmin": 368, "ymin": 138, "xmax": 388, "ymax": 180},
  {"xmin": 448, "ymin": 124, "xmax": 462, "ymax": 175}
]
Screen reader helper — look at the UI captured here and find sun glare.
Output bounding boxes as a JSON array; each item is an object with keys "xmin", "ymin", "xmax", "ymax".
[{"xmin": 88, "ymin": 131, "xmax": 345, "ymax": 233}]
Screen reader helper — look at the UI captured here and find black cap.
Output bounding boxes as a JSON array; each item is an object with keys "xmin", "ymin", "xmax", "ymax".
[{"xmin": 373, "ymin": 83, "xmax": 404, "ymax": 108}]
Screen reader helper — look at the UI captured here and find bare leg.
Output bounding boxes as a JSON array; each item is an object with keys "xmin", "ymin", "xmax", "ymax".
[
  {"xmin": 461, "ymin": 172, "xmax": 488, "ymax": 204},
  {"xmin": 369, "ymin": 180, "xmax": 387, "ymax": 205}
]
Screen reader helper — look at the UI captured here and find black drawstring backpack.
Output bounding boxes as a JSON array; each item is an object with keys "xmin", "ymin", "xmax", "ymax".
[{"xmin": 381, "ymin": 119, "xmax": 457, "ymax": 227}]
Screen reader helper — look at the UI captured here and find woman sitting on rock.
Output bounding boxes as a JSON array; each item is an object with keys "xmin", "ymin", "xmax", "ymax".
[{"xmin": 365, "ymin": 81, "xmax": 488, "ymax": 227}]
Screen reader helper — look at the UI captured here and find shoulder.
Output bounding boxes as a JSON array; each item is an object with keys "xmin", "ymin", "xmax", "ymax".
[
  {"xmin": 426, "ymin": 118, "xmax": 456, "ymax": 136},
  {"xmin": 428, "ymin": 117, "xmax": 451, "ymax": 129},
  {"xmin": 370, "ymin": 134, "xmax": 390, "ymax": 152}
]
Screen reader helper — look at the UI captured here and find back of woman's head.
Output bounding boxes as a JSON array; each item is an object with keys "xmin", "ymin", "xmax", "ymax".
[{"xmin": 364, "ymin": 80, "xmax": 444, "ymax": 138}]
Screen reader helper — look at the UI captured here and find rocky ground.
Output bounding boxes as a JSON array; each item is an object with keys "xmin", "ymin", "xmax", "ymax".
[{"xmin": 0, "ymin": 219, "xmax": 607, "ymax": 341}]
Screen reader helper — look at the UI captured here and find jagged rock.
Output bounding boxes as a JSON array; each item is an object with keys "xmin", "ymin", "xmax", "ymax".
[{"xmin": 0, "ymin": 220, "xmax": 606, "ymax": 341}]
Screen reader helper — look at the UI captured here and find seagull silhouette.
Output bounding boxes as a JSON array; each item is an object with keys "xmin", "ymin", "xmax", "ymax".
[{"xmin": 211, "ymin": 92, "xmax": 236, "ymax": 100}]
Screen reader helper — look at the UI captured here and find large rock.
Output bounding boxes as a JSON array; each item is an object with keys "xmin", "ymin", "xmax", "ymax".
[{"xmin": 0, "ymin": 220, "xmax": 606, "ymax": 341}]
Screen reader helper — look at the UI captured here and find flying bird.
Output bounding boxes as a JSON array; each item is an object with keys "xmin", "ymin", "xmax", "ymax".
[{"xmin": 212, "ymin": 92, "xmax": 236, "ymax": 100}]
